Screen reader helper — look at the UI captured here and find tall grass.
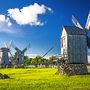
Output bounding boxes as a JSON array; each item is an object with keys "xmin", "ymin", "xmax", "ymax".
[{"xmin": 0, "ymin": 67, "xmax": 90, "ymax": 90}]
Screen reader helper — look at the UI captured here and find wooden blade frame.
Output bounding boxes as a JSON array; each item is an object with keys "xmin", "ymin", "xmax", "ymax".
[
  {"xmin": 72, "ymin": 15, "xmax": 83, "ymax": 29},
  {"xmin": 85, "ymin": 12, "xmax": 90, "ymax": 31}
]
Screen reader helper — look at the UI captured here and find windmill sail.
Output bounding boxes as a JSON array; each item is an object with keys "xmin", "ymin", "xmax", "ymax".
[
  {"xmin": 72, "ymin": 15, "xmax": 83, "ymax": 29},
  {"xmin": 12, "ymin": 43, "xmax": 20, "ymax": 51},
  {"xmin": 85, "ymin": 12, "xmax": 90, "ymax": 49},
  {"xmin": 72, "ymin": 13, "xmax": 90, "ymax": 49},
  {"xmin": 11, "ymin": 42, "xmax": 30, "ymax": 65},
  {"xmin": 85, "ymin": 11, "xmax": 90, "ymax": 32},
  {"xmin": 22, "ymin": 44, "xmax": 31, "ymax": 53},
  {"xmin": 8, "ymin": 40, "xmax": 12, "ymax": 49}
]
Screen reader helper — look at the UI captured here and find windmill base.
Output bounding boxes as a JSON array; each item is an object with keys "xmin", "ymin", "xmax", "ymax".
[
  {"xmin": 58, "ymin": 63, "xmax": 88, "ymax": 75},
  {"xmin": 0, "ymin": 64, "xmax": 10, "ymax": 68},
  {"xmin": 14, "ymin": 64, "xmax": 24, "ymax": 68}
]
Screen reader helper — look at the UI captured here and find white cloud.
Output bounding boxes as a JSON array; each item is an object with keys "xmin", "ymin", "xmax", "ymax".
[
  {"xmin": 0, "ymin": 14, "xmax": 12, "ymax": 27},
  {"xmin": 0, "ymin": 16, "xmax": 21, "ymax": 35},
  {"xmin": 46, "ymin": 7, "xmax": 53, "ymax": 13},
  {"xmin": 7, "ymin": 21, "xmax": 12, "ymax": 26},
  {"xmin": 6, "ymin": 17, "xmax": 12, "ymax": 27},
  {"xmin": 0, "ymin": 28, "xmax": 13, "ymax": 34},
  {"xmin": 0, "ymin": 14, "xmax": 14, "ymax": 34},
  {"xmin": 0, "ymin": 15, "xmax": 5, "ymax": 22},
  {"xmin": 25, "ymin": 54, "xmax": 38, "ymax": 58},
  {"xmin": 8, "ymin": 3, "xmax": 53, "ymax": 26},
  {"xmin": 0, "ymin": 27, "xmax": 22, "ymax": 35}
]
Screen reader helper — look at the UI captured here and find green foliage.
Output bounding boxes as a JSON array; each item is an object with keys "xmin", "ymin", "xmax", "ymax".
[
  {"xmin": 24, "ymin": 55, "xmax": 56, "ymax": 67},
  {"xmin": 48, "ymin": 56, "xmax": 55, "ymax": 64},
  {"xmin": 24, "ymin": 58, "xmax": 32, "ymax": 65},
  {"xmin": 0, "ymin": 68, "xmax": 90, "ymax": 90}
]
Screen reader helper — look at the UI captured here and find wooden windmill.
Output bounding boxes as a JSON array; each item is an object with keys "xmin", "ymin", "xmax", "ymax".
[
  {"xmin": 11, "ymin": 42, "xmax": 30, "ymax": 67},
  {"xmin": 59, "ymin": 12, "xmax": 90, "ymax": 75},
  {"xmin": 0, "ymin": 40, "xmax": 12, "ymax": 68},
  {"xmin": 72, "ymin": 12, "xmax": 90, "ymax": 48}
]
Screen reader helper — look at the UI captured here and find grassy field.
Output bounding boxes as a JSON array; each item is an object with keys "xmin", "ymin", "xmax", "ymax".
[{"xmin": 0, "ymin": 67, "xmax": 90, "ymax": 90}]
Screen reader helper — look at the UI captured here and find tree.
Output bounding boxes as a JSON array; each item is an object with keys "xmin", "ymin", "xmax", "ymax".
[
  {"xmin": 24, "ymin": 56, "xmax": 32, "ymax": 65},
  {"xmin": 48, "ymin": 56, "xmax": 55, "ymax": 64},
  {"xmin": 22, "ymin": 55, "xmax": 56, "ymax": 67},
  {"xmin": 31, "ymin": 58, "xmax": 36, "ymax": 65}
]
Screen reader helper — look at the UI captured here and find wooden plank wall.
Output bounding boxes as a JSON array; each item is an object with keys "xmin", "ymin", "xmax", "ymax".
[
  {"xmin": 67, "ymin": 35, "xmax": 87, "ymax": 63},
  {"xmin": 61, "ymin": 28, "xmax": 68, "ymax": 55}
]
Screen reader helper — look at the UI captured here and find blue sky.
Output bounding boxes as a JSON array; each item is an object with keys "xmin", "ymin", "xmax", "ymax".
[{"xmin": 0, "ymin": 0, "xmax": 90, "ymax": 58}]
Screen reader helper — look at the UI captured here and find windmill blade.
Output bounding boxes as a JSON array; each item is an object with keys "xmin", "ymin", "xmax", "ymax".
[
  {"xmin": 9, "ymin": 51, "xmax": 13, "ymax": 57},
  {"xmin": 12, "ymin": 43, "xmax": 20, "ymax": 51},
  {"xmin": 22, "ymin": 44, "xmax": 31, "ymax": 53},
  {"xmin": 8, "ymin": 40, "xmax": 12, "ymax": 49},
  {"xmin": 4, "ymin": 42, "xmax": 8, "ymax": 48},
  {"xmin": 85, "ymin": 11, "xmax": 90, "ymax": 31},
  {"xmin": 72, "ymin": 15, "xmax": 83, "ymax": 29}
]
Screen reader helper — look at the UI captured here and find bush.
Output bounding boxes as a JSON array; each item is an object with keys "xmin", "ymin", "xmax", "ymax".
[{"xmin": 0, "ymin": 73, "xmax": 10, "ymax": 79}]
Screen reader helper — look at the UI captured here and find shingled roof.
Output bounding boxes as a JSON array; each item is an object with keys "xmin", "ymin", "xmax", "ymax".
[{"xmin": 63, "ymin": 26, "xmax": 86, "ymax": 35}]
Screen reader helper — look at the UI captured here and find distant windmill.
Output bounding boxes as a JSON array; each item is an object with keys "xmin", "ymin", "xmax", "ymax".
[
  {"xmin": 0, "ymin": 40, "xmax": 12, "ymax": 67},
  {"xmin": 4, "ymin": 40, "xmax": 13, "ymax": 57},
  {"xmin": 72, "ymin": 11, "xmax": 90, "ymax": 48},
  {"xmin": 11, "ymin": 43, "xmax": 31, "ymax": 66}
]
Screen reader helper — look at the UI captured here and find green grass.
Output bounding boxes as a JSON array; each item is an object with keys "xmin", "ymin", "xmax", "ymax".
[{"xmin": 0, "ymin": 67, "xmax": 90, "ymax": 90}]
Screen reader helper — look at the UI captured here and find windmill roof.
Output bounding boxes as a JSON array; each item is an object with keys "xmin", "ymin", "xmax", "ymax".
[
  {"xmin": 0, "ymin": 48, "xmax": 9, "ymax": 52},
  {"xmin": 64, "ymin": 26, "xmax": 86, "ymax": 35}
]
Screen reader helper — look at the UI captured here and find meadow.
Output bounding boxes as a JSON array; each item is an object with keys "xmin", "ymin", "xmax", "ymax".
[{"xmin": 0, "ymin": 67, "xmax": 90, "ymax": 90}]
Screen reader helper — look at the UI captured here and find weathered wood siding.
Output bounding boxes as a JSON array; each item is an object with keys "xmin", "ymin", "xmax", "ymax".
[
  {"xmin": 61, "ymin": 26, "xmax": 87, "ymax": 64},
  {"xmin": 67, "ymin": 34, "xmax": 87, "ymax": 63}
]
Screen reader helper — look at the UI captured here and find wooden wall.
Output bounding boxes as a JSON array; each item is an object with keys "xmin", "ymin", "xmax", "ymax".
[
  {"xmin": 67, "ymin": 34, "xmax": 87, "ymax": 63},
  {"xmin": 61, "ymin": 28, "xmax": 67, "ymax": 55}
]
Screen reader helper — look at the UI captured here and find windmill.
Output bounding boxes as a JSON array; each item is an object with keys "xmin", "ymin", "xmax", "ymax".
[
  {"xmin": 4, "ymin": 40, "xmax": 13, "ymax": 57},
  {"xmin": 11, "ymin": 43, "xmax": 31, "ymax": 66},
  {"xmin": 72, "ymin": 11, "xmax": 90, "ymax": 49},
  {"xmin": 0, "ymin": 40, "xmax": 12, "ymax": 67},
  {"xmin": 58, "ymin": 12, "xmax": 90, "ymax": 75}
]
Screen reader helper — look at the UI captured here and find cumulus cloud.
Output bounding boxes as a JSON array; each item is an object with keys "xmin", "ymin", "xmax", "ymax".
[
  {"xmin": 0, "ymin": 14, "xmax": 15, "ymax": 34},
  {"xmin": 8, "ymin": 3, "xmax": 53, "ymax": 26},
  {"xmin": 0, "ymin": 15, "xmax": 5, "ymax": 22},
  {"xmin": 0, "ymin": 14, "xmax": 22, "ymax": 35},
  {"xmin": 6, "ymin": 17, "xmax": 12, "ymax": 26},
  {"xmin": 0, "ymin": 14, "xmax": 12, "ymax": 27},
  {"xmin": 7, "ymin": 21, "xmax": 12, "ymax": 26}
]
